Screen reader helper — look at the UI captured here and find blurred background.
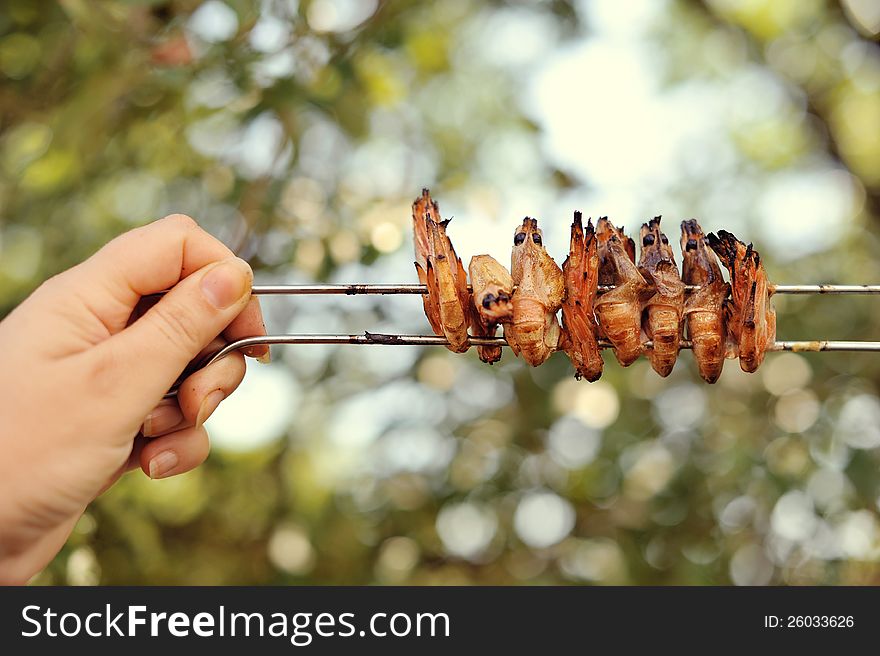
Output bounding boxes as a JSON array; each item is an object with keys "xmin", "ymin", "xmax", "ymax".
[{"xmin": 2, "ymin": 0, "xmax": 880, "ymax": 585}]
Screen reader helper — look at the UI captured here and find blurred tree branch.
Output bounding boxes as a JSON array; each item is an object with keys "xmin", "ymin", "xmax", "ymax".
[{"xmin": 689, "ymin": 0, "xmax": 880, "ymax": 217}]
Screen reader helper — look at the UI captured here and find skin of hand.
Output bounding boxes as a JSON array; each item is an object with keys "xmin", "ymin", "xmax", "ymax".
[{"xmin": 0, "ymin": 214, "xmax": 269, "ymax": 584}]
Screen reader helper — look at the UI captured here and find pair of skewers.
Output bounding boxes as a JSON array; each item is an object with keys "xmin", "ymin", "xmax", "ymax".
[{"xmin": 161, "ymin": 281, "xmax": 880, "ymax": 398}]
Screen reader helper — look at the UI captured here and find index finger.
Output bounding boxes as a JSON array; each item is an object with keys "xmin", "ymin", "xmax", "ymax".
[{"xmin": 71, "ymin": 214, "xmax": 269, "ymax": 358}]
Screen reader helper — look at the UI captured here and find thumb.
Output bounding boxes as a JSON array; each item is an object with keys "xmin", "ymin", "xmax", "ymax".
[{"xmin": 101, "ymin": 256, "xmax": 254, "ymax": 398}]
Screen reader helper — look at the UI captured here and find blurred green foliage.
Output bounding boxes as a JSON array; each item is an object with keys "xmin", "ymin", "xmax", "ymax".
[{"xmin": 2, "ymin": 0, "xmax": 880, "ymax": 585}]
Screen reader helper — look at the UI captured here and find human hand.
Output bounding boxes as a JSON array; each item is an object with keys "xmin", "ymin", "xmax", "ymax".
[{"xmin": 0, "ymin": 214, "xmax": 268, "ymax": 584}]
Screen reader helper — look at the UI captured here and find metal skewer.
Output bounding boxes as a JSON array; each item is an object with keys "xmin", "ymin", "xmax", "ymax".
[
  {"xmin": 165, "ymin": 332, "xmax": 880, "ymax": 399},
  {"xmin": 162, "ymin": 335, "xmax": 880, "ymax": 397},
  {"xmin": 248, "ymin": 283, "xmax": 880, "ymax": 296},
  {"xmin": 771, "ymin": 285, "xmax": 880, "ymax": 295},
  {"xmin": 201, "ymin": 334, "xmax": 880, "ymax": 366}
]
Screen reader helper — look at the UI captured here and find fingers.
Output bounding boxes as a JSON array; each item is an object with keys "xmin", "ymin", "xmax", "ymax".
[
  {"xmin": 225, "ymin": 296, "xmax": 270, "ymax": 361},
  {"xmin": 137, "ymin": 338, "xmax": 244, "ymax": 435},
  {"xmin": 142, "ymin": 400, "xmax": 185, "ymax": 437},
  {"xmin": 97, "ymin": 256, "xmax": 253, "ymax": 402},
  {"xmin": 130, "ymin": 349, "xmax": 243, "ymax": 482},
  {"xmin": 175, "ymin": 349, "xmax": 246, "ymax": 427},
  {"xmin": 54, "ymin": 214, "xmax": 269, "ymax": 357},
  {"xmin": 139, "ymin": 425, "xmax": 210, "ymax": 479}
]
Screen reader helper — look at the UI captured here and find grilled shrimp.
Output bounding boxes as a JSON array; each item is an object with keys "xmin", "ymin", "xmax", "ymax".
[
  {"xmin": 638, "ymin": 217, "xmax": 685, "ymax": 377},
  {"xmin": 506, "ymin": 217, "xmax": 565, "ymax": 366},
  {"xmin": 595, "ymin": 218, "xmax": 649, "ymax": 366},
  {"xmin": 707, "ymin": 230, "xmax": 776, "ymax": 373},
  {"xmin": 412, "ymin": 189, "xmax": 471, "ymax": 353},
  {"xmin": 560, "ymin": 212, "xmax": 603, "ymax": 381},
  {"xmin": 680, "ymin": 219, "xmax": 729, "ymax": 383},
  {"xmin": 468, "ymin": 254, "xmax": 514, "ymax": 364}
]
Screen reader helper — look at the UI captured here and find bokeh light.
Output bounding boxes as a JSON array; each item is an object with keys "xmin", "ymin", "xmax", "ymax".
[{"xmin": 4, "ymin": 0, "xmax": 880, "ymax": 586}]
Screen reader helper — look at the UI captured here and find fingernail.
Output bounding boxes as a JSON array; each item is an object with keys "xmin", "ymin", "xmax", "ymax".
[
  {"xmin": 149, "ymin": 451, "xmax": 179, "ymax": 479},
  {"xmin": 257, "ymin": 346, "xmax": 271, "ymax": 364},
  {"xmin": 243, "ymin": 345, "xmax": 270, "ymax": 361},
  {"xmin": 196, "ymin": 390, "xmax": 226, "ymax": 429},
  {"xmin": 200, "ymin": 258, "xmax": 252, "ymax": 309},
  {"xmin": 142, "ymin": 405, "xmax": 184, "ymax": 437}
]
